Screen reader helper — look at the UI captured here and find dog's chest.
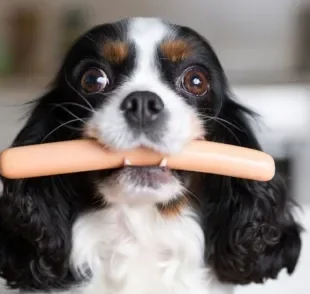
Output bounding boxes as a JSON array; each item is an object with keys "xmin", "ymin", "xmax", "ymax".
[{"xmin": 71, "ymin": 205, "xmax": 209, "ymax": 294}]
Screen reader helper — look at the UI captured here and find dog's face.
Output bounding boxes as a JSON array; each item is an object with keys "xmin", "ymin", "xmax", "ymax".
[{"xmin": 56, "ymin": 18, "xmax": 225, "ymax": 205}]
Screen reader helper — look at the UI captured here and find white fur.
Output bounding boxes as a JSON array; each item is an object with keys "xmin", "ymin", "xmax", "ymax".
[
  {"xmin": 99, "ymin": 171, "xmax": 184, "ymax": 205},
  {"xmin": 22, "ymin": 205, "xmax": 233, "ymax": 294},
  {"xmin": 66, "ymin": 204, "xmax": 233, "ymax": 294}
]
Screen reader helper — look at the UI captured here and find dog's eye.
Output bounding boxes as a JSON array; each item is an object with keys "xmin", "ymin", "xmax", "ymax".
[
  {"xmin": 81, "ymin": 68, "xmax": 109, "ymax": 93},
  {"xmin": 181, "ymin": 67, "xmax": 210, "ymax": 96}
]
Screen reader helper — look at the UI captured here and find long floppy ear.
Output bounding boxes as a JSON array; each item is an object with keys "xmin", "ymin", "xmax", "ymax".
[
  {"xmin": 203, "ymin": 95, "xmax": 303, "ymax": 285},
  {"xmin": 0, "ymin": 88, "xmax": 92, "ymax": 291}
]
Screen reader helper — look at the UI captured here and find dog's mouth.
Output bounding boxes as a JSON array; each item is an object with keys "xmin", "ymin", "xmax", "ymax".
[
  {"xmin": 94, "ymin": 134, "xmax": 205, "ymax": 189},
  {"xmin": 112, "ymin": 135, "xmax": 205, "ymax": 187},
  {"xmin": 121, "ymin": 166, "xmax": 173, "ymax": 187},
  {"xmin": 96, "ymin": 136, "xmax": 204, "ymax": 204},
  {"xmin": 120, "ymin": 157, "xmax": 173, "ymax": 186}
]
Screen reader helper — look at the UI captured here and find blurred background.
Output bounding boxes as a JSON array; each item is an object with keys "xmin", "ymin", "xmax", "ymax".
[{"xmin": 0, "ymin": 0, "xmax": 309, "ymax": 293}]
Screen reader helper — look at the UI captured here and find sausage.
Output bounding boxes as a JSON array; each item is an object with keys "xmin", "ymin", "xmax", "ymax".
[{"xmin": 0, "ymin": 139, "xmax": 275, "ymax": 181}]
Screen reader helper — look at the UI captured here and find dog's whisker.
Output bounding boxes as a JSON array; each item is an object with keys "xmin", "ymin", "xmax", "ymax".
[
  {"xmin": 198, "ymin": 113, "xmax": 242, "ymax": 144},
  {"xmin": 41, "ymin": 118, "xmax": 84, "ymax": 143},
  {"xmin": 56, "ymin": 120, "xmax": 84, "ymax": 131},
  {"xmin": 51, "ymin": 104, "xmax": 87, "ymax": 125},
  {"xmin": 84, "ymin": 34, "xmax": 101, "ymax": 46},
  {"xmin": 199, "ymin": 114, "xmax": 245, "ymax": 133},
  {"xmin": 65, "ymin": 76, "xmax": 95, "ymax": 112},
  {"xmin": 213, "ymin": 120, "xmax": 241, "ymax": 145},
  {"xmin": 51, "ymin": 102, "xmax": 95, "ymax": 114},
  {"xmin": 214, "ymin": 117, "xmax": 245, "ymax": 132},
  {"xmin": 181, "ymin": 187, "xmax": 202, "ymax": 206}
]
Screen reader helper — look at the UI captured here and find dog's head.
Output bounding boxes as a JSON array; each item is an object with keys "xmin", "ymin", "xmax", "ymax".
[
  {"xmin": 50, "ymin": 17, "xmax": 226, "ymax": 206},
  {"xmin": 0, "ymin": 17, "xmax": 302, "ymax": 291}
]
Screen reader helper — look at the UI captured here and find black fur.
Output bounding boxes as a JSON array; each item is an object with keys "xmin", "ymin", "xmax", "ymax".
[
  {"xmin": 202, "ymin": 97, "xmax": 302, "ymax": 284},
  {"xmin": 0, "ymin": 89, "xmax": 96, "ymax": 291},
  {"xmin": 0, "ymin": 19, "xmax": 302, "ymax": 292}
]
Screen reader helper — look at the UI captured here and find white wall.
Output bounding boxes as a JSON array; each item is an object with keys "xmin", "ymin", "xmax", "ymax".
[{"xmin": 0, "ymin": 0, "xmax": 306, "ymax": 82}]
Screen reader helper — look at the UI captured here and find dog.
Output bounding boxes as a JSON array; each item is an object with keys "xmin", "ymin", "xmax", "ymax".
[{"xmin": 0, "ymin": 17, "xmax": 302, "ymax": 294}]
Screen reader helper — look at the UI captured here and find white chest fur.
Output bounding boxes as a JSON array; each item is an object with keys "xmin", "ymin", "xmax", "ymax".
[{"xmin": 69, "ymin": 205, "xmax": 232, "ymax": 294}]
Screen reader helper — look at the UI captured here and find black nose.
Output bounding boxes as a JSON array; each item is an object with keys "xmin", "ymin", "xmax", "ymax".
[{"xmin": 120, "ymin": 91, "xmax": 164, "ymax": 127}]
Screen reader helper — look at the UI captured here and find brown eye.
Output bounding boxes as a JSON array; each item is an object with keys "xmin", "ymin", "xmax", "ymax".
[
  {"xmin": 81, "ymin": 68, "xmax": 109, "ymax": 93},
  {"xmin": 181, "ymin": 67, "xmax": 210, "ymax": 96}
]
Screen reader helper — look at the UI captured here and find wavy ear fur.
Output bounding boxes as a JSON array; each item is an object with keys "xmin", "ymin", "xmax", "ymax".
[
  {"xmin": 203, "ymin": 96, "xmax": 303, "ymax": 284},
  {"xmin": 0, "ymin": 88, "xmax": 94, "ymax": 291}
]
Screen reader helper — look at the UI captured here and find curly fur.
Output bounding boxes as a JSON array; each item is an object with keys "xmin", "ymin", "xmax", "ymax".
[{"xmin": 202, "ymin": 98, "xmax": 302, "ymax": 284}]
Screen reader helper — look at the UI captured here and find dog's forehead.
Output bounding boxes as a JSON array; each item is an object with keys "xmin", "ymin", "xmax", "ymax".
[
  {"xmin": 96, "ymin": 18, "xmax": 204, "ymax": 64},
  {"xmin": 128, "ymin": 17, "xmax": 171, "ymax": 45}
]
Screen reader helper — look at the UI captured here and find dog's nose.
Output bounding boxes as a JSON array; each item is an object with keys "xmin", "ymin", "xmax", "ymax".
[{"xmin": 120, "ymin": 91, "xmax": 164, "ymax": 127}]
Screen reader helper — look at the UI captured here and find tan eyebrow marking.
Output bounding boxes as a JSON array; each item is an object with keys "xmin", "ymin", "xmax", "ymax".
[
  {"xmin": 102, "ymin": 41, "xmax": 129, "ymax": 64},
  {"xmin": 160, "ymin": 40, "xmax": 191, "ymax": 62}
]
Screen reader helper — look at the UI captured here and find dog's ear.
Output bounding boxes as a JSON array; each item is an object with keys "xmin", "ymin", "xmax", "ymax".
[
  {"xmin": 0, "ymin": 88, "xmax": 91, "ymax": 291},
  {"xmin": 203, "ymin": 96, "xmax": 302, "ymax": 285}
]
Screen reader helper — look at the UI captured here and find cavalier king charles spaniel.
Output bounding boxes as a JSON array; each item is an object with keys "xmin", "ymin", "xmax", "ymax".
[{"xmin": 0, "ymin": 17, "xmax": 302, "ymax": 294}]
